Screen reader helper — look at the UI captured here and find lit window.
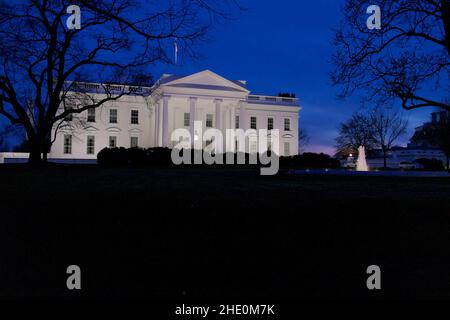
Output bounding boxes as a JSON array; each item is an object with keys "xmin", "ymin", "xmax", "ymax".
[
  {"xmin": 130, "ymin": 137, "xmax": 138, "ymax": 148},
  {"xmin": 87, "ymin": 136, "xmax": 95, "ymax": 155},
  {"xmin": 110, "ymin": 109, "xmax": 118, "ymax": 123},
  {"xmin": 64, "ymin": 135, "xmax": 72, "ymax": 154},
  {"xmin": 206, "ymin": 114, "xmax": 213, "ymax": 127},
  {"xmin": 184, "ymin": 113, "xmax": 190, "ymax": 127},
  {"xmin": 250, "ymin": 116, "xmax": 257, "ymax": 129},
  {"xmin": 284, "ymin": 118, "xmax": 291, "ymax": 131},
  {"xmin": 87, "ymin": 108, "xmax": 96, "ymax": 122},
  {"xmin": 268, "ymin": 117, "xmax": 274, "ymax": 130},
  {"xmin": 131, "ymin": 110, "xmax": 139, "ymax": 124},
  {"xmin": 109, "ymin": 136, "xmax": 117, "ymax": 148}
]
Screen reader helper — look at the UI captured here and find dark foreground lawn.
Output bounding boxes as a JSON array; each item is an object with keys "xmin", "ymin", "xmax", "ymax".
[{"xmin": 0, "ymin": 164, "xmax": 450, "ymax": 300}]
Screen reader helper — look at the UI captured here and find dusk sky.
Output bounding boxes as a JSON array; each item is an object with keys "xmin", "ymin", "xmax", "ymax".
[
  {"xmin": 0, "ymin": 0, "xmax": 435, "ymax": 154},
  {"xmin": 152, "ymin": 0, "xmax": 433, "ymax": 155}
]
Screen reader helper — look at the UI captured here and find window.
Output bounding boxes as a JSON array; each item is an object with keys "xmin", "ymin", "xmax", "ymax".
[
  {"xmin": 250, "ymin": 116, "xmax": 257, "ymax": 129},
  {"xmin": 284, "ymin": 118, "xmax": 291, "ymax": 131},
  {"xmin": 131, "ymin": 110, "xmax": 139, "ymax": 124},
  {"xmin": 206, "ymin": 114, "xmax": 213, "ymax": 128},
  {"xmin": 87, "ymin": 136, "xmax": 95, "ymax": 155},
  {"xmin": 284, "ymin": 142, "xmax": 290, "ymax": 156},
  {"xmin": 184, "ymin": 113, "xmax": 190, "ymax": 127},
  {"xmin": 109, "ymin": 136, "xmax": 117, "ymax": 148},
  {"xmin": 235, "ymin": 115, "xmax": 240, "ymax": 128},
  {"xmin": 267, "ymin": 117, "xmax": 274, "ymax": 130},
  {"xmin": 130, "ymin": 136, "xmax": 138, "ymax": 148},
  {"xmin": 110, "ymin": 109, "xmax": 118, "ymax": 123},
  {"xmin": 87, "ymin": 108, "xmax": 96, "ymax": 122},
  {"xmin": 63, "ymin": 135, "xmax": 72, "ymax": 154}
]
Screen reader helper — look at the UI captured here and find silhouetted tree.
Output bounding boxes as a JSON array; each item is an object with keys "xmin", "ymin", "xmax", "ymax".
[
  {"xmin": 0, "ymin": 128, "xmax": 7, "ymax": 151},
  {"xmin": 436, "ymin": 110, "xmax": 450, "ymax": 170},
  {"xmin": 370, "ymin": 107, "xmax": 408, "ymax": 168},
  {"xmin": 0, "ymin": 0, "xmax": 240, "ymax": 164},
  {"xmin": 331, "ymin": 0, "xmax": 450, "ymax": 111},
  {"xmin": 298, "ymin": 128, "xmax": 310, "ymax": 154},
  {"xmin": 335, "ymin": 112, "xmax": 376, "ymax": 157}
]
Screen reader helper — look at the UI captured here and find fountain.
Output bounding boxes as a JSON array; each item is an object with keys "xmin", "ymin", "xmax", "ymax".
[{"xmin": 356, "ymin": 146, "xmax": 369, "ymax": 171}]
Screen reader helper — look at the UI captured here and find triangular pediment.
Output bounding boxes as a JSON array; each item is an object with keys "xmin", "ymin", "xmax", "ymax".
[{"xmin": 161, "ymin": 70, "xmax": 249, "ymax": 93}]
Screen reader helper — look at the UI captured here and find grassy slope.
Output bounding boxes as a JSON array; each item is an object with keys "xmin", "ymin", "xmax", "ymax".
[{"xmin": 1, "ymin": 165, "xmax": 450, "ymax": 300}]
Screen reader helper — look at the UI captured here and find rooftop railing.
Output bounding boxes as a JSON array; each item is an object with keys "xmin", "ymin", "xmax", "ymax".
[{"xmin": 247, "ymin": 94, "xmax": 299, "ymax": 106}]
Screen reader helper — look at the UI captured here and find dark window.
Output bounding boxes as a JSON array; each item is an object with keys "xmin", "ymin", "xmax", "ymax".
[
  {"xmin": 250, "ymin": 116, "xmax": 257, "ymax": 129},
  {"xmin": 131, "ymin": 110, "xmax": 139, "ymax": 124},
  {"xmin": 87, "ymin": 108, "xmax": 96, "ymax": 122},
  {"xmin": 268, "ymin": 118, "xmax": 274, "ymax": 130},
  {"xmin": 110, "ymin": 109, "xmax": 118, "ymax": 123},
  {"xmin": 87, "ymin": 136, "xmax": 95, "ymax": 154}
]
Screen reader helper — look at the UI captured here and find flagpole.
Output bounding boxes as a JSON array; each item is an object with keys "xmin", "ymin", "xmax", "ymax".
[{"xmin": 174, "ymin": 39, "xmax": 178, "ymax": 66}]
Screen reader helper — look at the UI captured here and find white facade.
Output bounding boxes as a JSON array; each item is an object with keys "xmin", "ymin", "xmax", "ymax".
[{"xmin": 49, "ymin": 70, "xmax": 301, "ymax": 160}]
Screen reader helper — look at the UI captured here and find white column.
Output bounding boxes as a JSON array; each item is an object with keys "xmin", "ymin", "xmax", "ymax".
[
  {"xmin": 213, "ymin": 99, "xmax": 223, "ymax": 153},
  {"xmin": 158, "ymin": 101, "xmax": 163, "ymax": 146},
  {"xmin": 230, "ymin": 105, "xmax": 236, "ymax": 130},
  {"xmin": 189, "ymin": 97, "xmax": 197, "ymax": 147},
  {"xmin": 214, "ymin": 99, "xmax": 222, "ymax": 131},
  {"xmin": 226, "ymin": 106, "xmax": 230, "ymax": 130},
  {"xmin": 162, "ymin": 95, "xmax": 170, "ymax": 147},
  {"xmin": 239, "ymin": 101, "xmax": 248, "ymax": 153},
  {"xmin": 154, "ymin": 104, "xmax": 159, "ymax": 146},
  {"xmin": 240, "ymin": 101, "xmax": 248, "ymax": 130},
  {"xmin": 224, "ymin": 106, "xmax": 230, "ymax": 151},
  {"xmin": 230, "ymin": 105, "xmax": 236, "ymax": 152}
]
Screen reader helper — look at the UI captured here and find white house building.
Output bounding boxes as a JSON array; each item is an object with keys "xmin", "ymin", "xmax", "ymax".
[
  {"xmin": 0, "ymin": 70, "xmax": 301, "ymax": 163},
  {"xmin": 50, "ymin": 70, "xmax": 300, "ymax": 161}
]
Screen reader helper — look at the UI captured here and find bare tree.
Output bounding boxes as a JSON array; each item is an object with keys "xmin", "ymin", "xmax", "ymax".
[
  {"xmin": 0, "ymin": 126, "xmax": 7, "ymax": 151},
  {"xmin": 436, "ymin": 110, "xmax": 450, "ymax": 170},
  {"xmin": 0, "ymin": 0, "xmax": 240, "ymax": 164},
  {"xmin": 370, "ymin": 107, "xmax": 408, "ymax": 168},
  {"xmin": 335, "ymin": 111, "xmax": 376, "ymax": 157},
  {"xmin": 331, "ymin": 0, "xmax": 450, "ymax": 111},
  {"xmin": 298, "ymin": 128, "xmax": 310, "ymax": 154}
]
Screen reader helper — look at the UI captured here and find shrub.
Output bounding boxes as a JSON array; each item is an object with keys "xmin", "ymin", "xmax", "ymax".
[
  {"xmin": 98, "ymin": 147, "xmax": 172, "ymax": 165},
  {"xmin": 280, "ymin": 153, "xmax": 341, "ymax": 169},
  {"xmin": 415, "ymin": 158, "xmax": 445, "ymax": 171},
  {"xmin": 97, "ymin": 147, "xmax": 128, "ymax": 165},
  {"xmin": 144, "ymin": 147, "xmax": 173, "ymax": 165}
]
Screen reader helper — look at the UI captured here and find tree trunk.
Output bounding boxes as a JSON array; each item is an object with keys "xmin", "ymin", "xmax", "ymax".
[
  {"xmin": 383, "ymin": 149, "xmax": 387, "ymax": 169},
  {"xmin": 446, "ymin": 154, "xmax": 449, "ymax": 172},
  {"xmin": 41, "ymin": 138, "xmax": 49, "ymax": 163},
  {"xmin": 27, "ymin": 133, "xmax": 48, "ymax": 165},
  {"xmin": 28, "ymin": 143, "xmax": 42, "ymax": 165},
  {"xmin": 442, "ymin": 0, "xmax": 450, "ymax": 56}
]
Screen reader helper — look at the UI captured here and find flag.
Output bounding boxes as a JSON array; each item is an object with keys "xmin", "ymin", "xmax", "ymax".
[{"xmin": 174, "ymin": 40, "xmax": 178, "ymax": 64}]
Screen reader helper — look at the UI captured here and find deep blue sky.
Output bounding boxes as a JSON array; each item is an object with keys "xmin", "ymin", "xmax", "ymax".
[
  {"xmin": 153, "ymin": 0, "xmax": 432, "ymax": 154},
  {"xmin": 0, "ymin": 0, "xmax": 434, "ymax": 154}
]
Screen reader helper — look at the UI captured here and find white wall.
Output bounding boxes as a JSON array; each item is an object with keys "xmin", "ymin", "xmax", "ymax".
[
  {"xmin": 50, "ymin": 94, "xmax": 153, "ymax": 159},
  {"xmin": 49, "ymin": 71, "xmax": 301, "ymax": 159}
]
